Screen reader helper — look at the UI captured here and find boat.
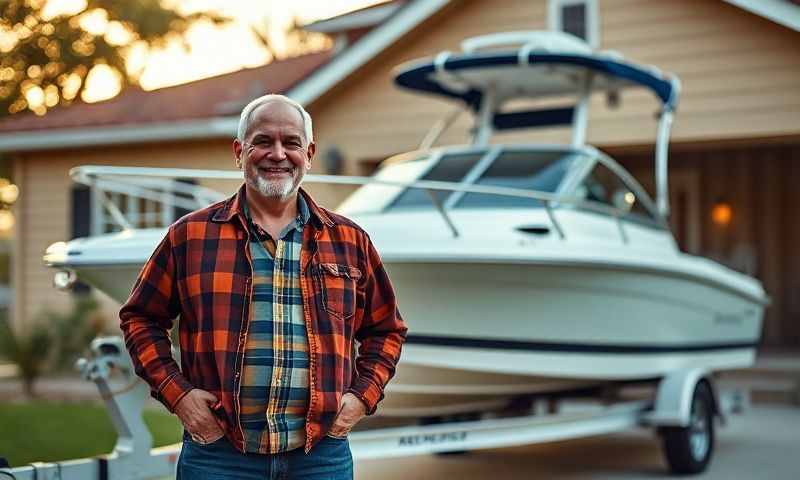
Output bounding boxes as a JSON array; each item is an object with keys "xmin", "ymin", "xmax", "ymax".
[{"xmin": 44, "ymin": 31, "xmax": 768, "ymax": 418}]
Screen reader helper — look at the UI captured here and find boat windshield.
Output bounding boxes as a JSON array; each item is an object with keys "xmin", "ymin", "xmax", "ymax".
[
  {"xmin": 388, "ymin": 151, "xmax": 485, "ymax": 209},
  {"xmin": 453, "ymin": 150, "xmax": 576, "ymax": 209},
  {"xmin": 386, "ymin": 149, "xmax": 579, "ymax": 211},
  {"xmin": 336, "ymin": 148, "xmax": 585, "ymax": 215}
]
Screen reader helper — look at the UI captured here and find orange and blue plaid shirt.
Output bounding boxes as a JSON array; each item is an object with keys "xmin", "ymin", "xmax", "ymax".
[
  {"xmin": 119, "ymin": 185, "xmax": 407, "ymax": 453},
  {"xmin": 239, "ymin": 196, "xmax": 310, "ymax": 453}
]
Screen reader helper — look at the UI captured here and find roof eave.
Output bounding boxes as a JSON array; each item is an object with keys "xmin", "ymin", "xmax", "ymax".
[
  {"xmin": 289, "ymin": 0, "xmax": 451, "ymax": 106},
  {"xmin": 303, "ymin": 2, "xmax": 404, "ymax": 33},
  {"xmin": 721, "ymin": 0, "xmax": 800, "ymax": 32},
  {"xmin": 0, "ymin": 117, "xmax": 239, "ymax": 153}
]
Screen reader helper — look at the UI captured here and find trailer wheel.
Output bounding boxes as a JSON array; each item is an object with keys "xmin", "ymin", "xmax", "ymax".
[{"xmin": 660, "ymin": 382, "xmax": 715, "ymax": 475}]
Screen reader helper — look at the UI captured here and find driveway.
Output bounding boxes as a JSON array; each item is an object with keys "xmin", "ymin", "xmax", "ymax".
[{"xmin": 355, "ymin": 406, "xmax": 800, "ymax": 479}]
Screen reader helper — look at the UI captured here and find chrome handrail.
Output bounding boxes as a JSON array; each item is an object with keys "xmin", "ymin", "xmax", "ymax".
[{"xmin": 70, "ymin": 165, "xmax": 646, "ymax": 241}]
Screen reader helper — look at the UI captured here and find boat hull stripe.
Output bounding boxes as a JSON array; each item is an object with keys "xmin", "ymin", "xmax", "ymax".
[{"xmin": 405, "ymin": 334, "xmax": 757, "ymax": 354}]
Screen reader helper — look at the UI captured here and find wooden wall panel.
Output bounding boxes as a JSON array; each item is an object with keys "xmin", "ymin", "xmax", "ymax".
[
  {"xmin": 784, "ymin": 148, "xmax": 800, "ymax": 346},
  {"xmin": 618, "ymin": 144, "xmax": 798, "ymax": 348},
  {"xmin": 753, "ymin": 149, "xmax": 782, "ymax": 346}
]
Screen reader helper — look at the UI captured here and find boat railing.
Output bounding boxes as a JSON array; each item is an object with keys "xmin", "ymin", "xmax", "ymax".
[{"xmin": 71, "ymin": 165, "xmax": 642, "ymax": 242}]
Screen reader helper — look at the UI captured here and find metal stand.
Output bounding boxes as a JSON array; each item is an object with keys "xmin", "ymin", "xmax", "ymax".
[{"xmin": 1, "ymin": 337, "xmax": 181, "ymax": 480}]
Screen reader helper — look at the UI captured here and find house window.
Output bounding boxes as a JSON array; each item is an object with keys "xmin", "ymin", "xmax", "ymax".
[{"xmin": 548, "ymin": 0, "xmax": 599, "ymax": 48}]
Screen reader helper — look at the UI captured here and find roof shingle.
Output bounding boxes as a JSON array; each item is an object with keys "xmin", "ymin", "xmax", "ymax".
[{"xmin": 0, "ymin": 50, "xmax": 332, "ymax": 133}]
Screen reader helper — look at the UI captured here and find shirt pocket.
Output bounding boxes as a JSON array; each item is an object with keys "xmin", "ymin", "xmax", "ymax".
[{"xmin": 317, "ymin": 263, "xmax": 362, "ymax": 320}]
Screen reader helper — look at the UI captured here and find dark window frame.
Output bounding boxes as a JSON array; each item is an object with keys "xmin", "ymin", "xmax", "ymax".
[{"xmin": 548, "ymin": 0, "xmax": 599, "ymax": 48}]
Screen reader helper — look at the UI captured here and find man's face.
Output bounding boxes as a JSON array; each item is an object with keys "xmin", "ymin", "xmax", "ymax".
[{"xmin": 233, "ymin": 100, "xmax": 315, "ymax": 200}]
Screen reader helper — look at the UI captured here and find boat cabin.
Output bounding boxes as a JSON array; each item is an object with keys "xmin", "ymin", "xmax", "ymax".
[{"xmin": 338, "ymin": 144, "xmax": 665, "ymax": 232}]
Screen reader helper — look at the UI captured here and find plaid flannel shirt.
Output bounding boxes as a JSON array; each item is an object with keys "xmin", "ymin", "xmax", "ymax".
[
  {"xmin": 239, "ymin": 196, "xmax": 310, "ymax": 453},
  {"xmin": 119, "ymin": 185, "xmax": 407, "ymax": 453}
]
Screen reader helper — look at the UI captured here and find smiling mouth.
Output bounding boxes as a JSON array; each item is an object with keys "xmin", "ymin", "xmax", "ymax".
[{"xmin": 258, "ymin": 167, "xmax": 294, "ymax": 175}]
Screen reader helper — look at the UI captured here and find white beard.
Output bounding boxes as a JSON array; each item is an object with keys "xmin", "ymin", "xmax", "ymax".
[{"xmin": 248, "ymin": 167, "xmax": 302, "ymax": 199}]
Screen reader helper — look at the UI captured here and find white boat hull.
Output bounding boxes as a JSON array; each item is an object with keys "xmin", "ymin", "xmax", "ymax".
[
  {"xmin": 371, "ymin": 258, "xmax": 762, "ymax": 416},
  {"xmin": 56, "ymin": 250, "xmax": 762, "ymax": 417},
  {"xmin": 387, "ymin": 260, "xmax": 761, "ymax": 378}
]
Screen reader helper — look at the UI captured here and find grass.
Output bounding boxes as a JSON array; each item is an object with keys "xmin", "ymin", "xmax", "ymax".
[{"xmin": 0, "ymin": 400, "xmax": 183, "ymax": 467}]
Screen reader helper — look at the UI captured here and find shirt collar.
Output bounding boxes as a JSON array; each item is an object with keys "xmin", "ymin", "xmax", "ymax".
[
  {"xmin": 212, "ymin": 184, "xmax": 334, "ymax": 228},
  {"xmin": 242, "ymin": 190, "xmax": 310, "ymax": 241}
]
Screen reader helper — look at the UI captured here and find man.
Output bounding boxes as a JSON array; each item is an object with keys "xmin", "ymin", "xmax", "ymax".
[{"xmin": 120, "ymin": 94, "xmax": 407, "ymax": 479}]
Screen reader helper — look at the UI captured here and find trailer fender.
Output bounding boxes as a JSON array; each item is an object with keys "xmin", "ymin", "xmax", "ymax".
[{"xmin": 645, "ymin": 368, "xmax": 720, "ymax": 427}]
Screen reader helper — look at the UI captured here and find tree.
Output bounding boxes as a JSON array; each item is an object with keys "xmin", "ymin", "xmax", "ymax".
[{"xmin": 0, "ymin": 0, "xmax": 228, "ymax": 116}]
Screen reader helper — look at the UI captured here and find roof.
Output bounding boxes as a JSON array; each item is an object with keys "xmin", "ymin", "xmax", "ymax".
[
  {"xmin": 0, "ymin": 51, "xmax": 331, "ymax": 136},
  {"xmin": 287, "ymin": 0, "xmax": 450, "ymax": 106},
  {"xmin": 303, "ymin": 0, "xmax": 407, "ymax": 34},
  {"xmin": 0, "ymin": 0, "xmax": 796, "ymax": 153}
]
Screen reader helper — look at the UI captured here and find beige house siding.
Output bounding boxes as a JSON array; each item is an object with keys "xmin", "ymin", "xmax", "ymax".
[
  {"xmin": 311, "ymin": 0, "xmax": 550, "ymax": 165},
  {"xmin": 310, "ymin": 0, "xmax": 800, "ymax": 168}
]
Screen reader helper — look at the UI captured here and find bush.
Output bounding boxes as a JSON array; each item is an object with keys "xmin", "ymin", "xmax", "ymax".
[
  {"xmin": 0, "ymin": 296, "xmax": 105, "ymax": 396},
  {"xmin": 43, "ymin": 296, "xmax": 105, "ymax": 372},
  {"xmin": 0, "ymin": 312, "xmax": 53, "ymax": 397}
]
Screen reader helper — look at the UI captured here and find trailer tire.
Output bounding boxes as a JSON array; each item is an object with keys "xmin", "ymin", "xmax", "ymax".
[{"xmin": 660, "ymin": 381, "xmax": 715, "ymax": 475}]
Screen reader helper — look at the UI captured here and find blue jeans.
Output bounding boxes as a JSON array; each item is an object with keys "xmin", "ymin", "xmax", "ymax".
[{"xmin": 176, "ymin": 431, "xmax": 353, "ymax": 480}]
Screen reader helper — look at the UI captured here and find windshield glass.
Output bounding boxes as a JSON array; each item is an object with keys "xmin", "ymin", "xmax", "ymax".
[
  {"xmin": 337, "ymin": 148, "xmax": 584, "ymax": 215},
  {"xmin": 335, "ymin": 153, "xmax": 430, "ymax": 215},
  {"xmin": 387, "ymin": 151, "xmax": 486, "ymax": 210},
  {"xmin": 576, "ymin": 161, "xmax": 658, "ymax": 225},
  {"xmin": 453, "ymin": 150, "xmax": 577, "ymax": 209}
]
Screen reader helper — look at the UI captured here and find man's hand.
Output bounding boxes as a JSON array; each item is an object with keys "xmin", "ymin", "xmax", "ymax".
[
  {"xmin": 174, "ymin": 389, "xmax": 225, "ymax": 444},
  {"xmin": 328, "ymin": 392, "xmax": 367, "ymax": 438}
]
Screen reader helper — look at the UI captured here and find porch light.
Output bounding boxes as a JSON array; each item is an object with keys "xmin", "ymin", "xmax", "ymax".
[{"xmin": 711, "ymin": 200, "xmax": 732, "ymax": 226}]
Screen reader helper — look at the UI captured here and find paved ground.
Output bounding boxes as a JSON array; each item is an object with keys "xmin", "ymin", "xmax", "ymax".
[{"xmin": 355, "ymin": 406, "xmax": 800, "ymax": 479}]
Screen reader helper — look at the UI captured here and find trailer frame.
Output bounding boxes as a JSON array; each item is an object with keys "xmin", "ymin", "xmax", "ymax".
[{"xmin": 1, "ymin": 337, "xmax": 747, "ymax": 479}]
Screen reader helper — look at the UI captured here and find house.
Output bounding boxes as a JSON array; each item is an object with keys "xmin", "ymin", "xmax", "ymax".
[{"xmin": 0, "ymin": 0, "xmax": 798, "ymax": 350}]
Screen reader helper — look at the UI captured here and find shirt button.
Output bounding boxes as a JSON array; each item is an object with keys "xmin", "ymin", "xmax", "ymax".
[{"xmin": 235, "ymin": 371, "xmax": 240, "ymax": 378}]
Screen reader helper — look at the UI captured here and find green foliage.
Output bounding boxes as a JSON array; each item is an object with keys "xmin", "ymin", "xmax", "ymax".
[
  {"xmin": 43, "ymin": 295, "xmax": 105, "ymax": 371},
  {"xmin": 0, "ymin": 311, "xmax": 54, "ymax": 397},
  {"xmin": 0, "ymin": 400, "xmax": 182, "ymax": 466},
  {"xmin": 0, "ymin": 296, "xmax": 105, "ymax": 396},
  {"xmin": 0, "ymin": 0, "xmax": 229, "ymax": 115}
]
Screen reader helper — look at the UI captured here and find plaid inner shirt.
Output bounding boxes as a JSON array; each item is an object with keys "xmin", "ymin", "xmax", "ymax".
[
  {"xmin": 239, "ymin": 196, "xmax": 310, "ymax": 453},
  {"xmin": 120, "ymin": 185, "xmax": 407, "ymax": 454}
]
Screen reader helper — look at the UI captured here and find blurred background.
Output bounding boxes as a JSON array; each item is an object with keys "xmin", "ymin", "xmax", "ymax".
[{"xmin": 0, "ymin": 0, "xmax": 798, "ymax": 473}]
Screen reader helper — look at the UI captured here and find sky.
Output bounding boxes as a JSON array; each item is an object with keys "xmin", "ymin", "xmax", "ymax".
[
  {"xmin": 135, "ymin": 0, "xmax": 380, "ymax": 90},
  {"xmin": 45, "ymin": 0, "xmax": 382, "ymax": 102}
]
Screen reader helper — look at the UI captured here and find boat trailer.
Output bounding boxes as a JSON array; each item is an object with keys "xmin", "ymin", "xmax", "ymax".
[{"xmin": 1, "ymin": 337, "xmax": 748, "ymax": 479}]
